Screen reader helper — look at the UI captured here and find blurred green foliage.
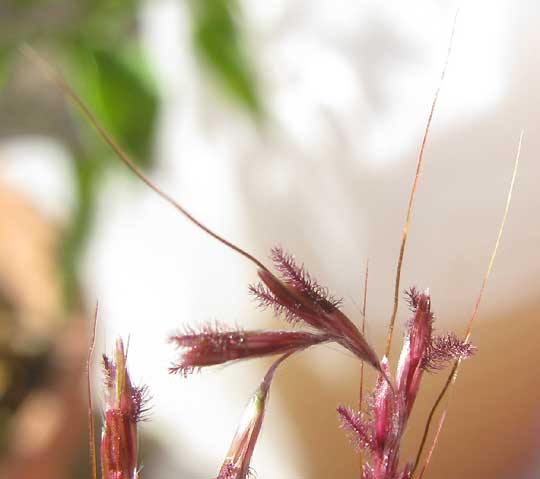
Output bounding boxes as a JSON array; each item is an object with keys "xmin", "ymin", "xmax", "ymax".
[
  {"xmin": 189, "ymin": 0, "xmax": 262, "ymax": 117},
  {"xmin": 93, "ymin": 48, "xmax": 158, "ymax": 163},
  {"xmin": 0, "ymin": 48, "xmax": 12, "ymax": 91},
  {"xmin": 0, "ymin": 0, "xmax": 158, "ymax": 308},
  {"xmin": 0, "ymin": 0, "xmax": 261, "ymax": 308},
  {"xmin": 59, "ymin": 42, "xmax": 159, "ymax": 306},
  {"xmin": 1, "ymin": 1, "xmax": 261, "ymax": 473}
]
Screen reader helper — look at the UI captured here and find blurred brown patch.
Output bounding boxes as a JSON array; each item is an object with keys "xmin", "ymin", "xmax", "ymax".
[{"xmin": 0, "ymin": 180, "xmax": 88, "ymax": 479}]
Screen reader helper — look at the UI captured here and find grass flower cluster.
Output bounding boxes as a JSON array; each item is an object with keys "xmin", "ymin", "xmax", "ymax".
[{"xmin": 23, "ymin": 16, "xmax": 522, "ymax": 477}]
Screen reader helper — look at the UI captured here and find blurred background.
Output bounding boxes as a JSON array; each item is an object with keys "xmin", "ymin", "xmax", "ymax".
[{"xmin": 0, "ymin": 1, "xmax": 539, "ymax": 478}]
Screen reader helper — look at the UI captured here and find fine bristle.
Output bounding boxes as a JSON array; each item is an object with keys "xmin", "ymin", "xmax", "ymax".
[
  {"xmin": 404, "ymin": 287, "xmax": 421, "ymax": 311},
  {"xmin": 248, "ymin": 247, "xmax": 343, "ymax": 324},
  {"xmin": 132, "ymin": 384, "xmax": 152, "ymax": 422},
  {"xmin": 248, "ymin": 282, "xmax": 304, "ymax": 324},
  {"xmin": 337, "ymin": 405, "xmax": 374, "ymax": 452},
  {"xmin": 270, "ymin": 247, "xmax": 343, "ymax": 310},
  {"xmin": 169, "ymin": 324, "xmax": 328, "ymax": 376},
  {"xmin": 422, "ymin": 333, "xmax": 476, "ymax": 371}
]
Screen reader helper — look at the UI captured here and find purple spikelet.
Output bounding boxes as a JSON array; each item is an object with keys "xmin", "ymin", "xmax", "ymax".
[
  {"xmin": 248, "ymin": 282, "xmax": 304, "ymax": 324},
  {"xmin": 337, "ymin": 405, "xmax": 374, "ymax": 452},
  {"xmin": 169, "ymin": 323, "xmax": 328, "ymax": 376},
  {"xmin": 269, "ymin": 247, "xmax": 343, "ymax": 311},
  {"xmin": 249, "ymin": 247, "xmax": 384, "ymax": 374},
  {"xmin": 422, "ymin": 332, "xmax": 476, "ymax": 371},
  {"xmin": 337, "ymin": 288, "xmax": 477, "ymax": 479},
  {"xmin": 216, "ymin": 354, "xmax": 290, "ymax": 479},
  {"xmin": 101, "ymin": 339, "xmax": 150, "ymax": 479}
]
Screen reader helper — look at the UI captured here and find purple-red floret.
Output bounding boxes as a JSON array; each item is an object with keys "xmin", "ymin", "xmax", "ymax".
[
  {"xmin": 101, "ymin": 339, "xmax": 149, "ymax": 479},
  {"xmin": 169, "ymin": 323, "xmax": 328, "ymax": 376},
  {"xmin": 397, "ymin": 288, "xmax": 433, "ymax": 409},
  {"xmin": 249, "ymin": 248, "xmax": 384, "ymax": 374},
  {"xmin": 337, "ymin": 405, "xmax": 375, "ymax": 452},
  {"xmin": 248, "ymin": 279, "xmax": 305, "ymax": 325},
  {"xmin": 404, "ymin": 287, "xmax": 423, "ymax": 311},
  {"xmin": 422, "ymin": 332, "xmax": 476, "ymax": 371},
  {"xmin": 269, "ymin": 247, "xmax": 343, "ymax": 311},
  {"xmin": 337, "ymin": 287, "xmax": 477, "ymax": 479},
  {"xmin": 372, "ymin": 359, "xmax": 399, "ymax": 455},
  {"xmin": 216, "ymin": 353, "xmax": 289, "ymax": 479},
  {"xmin": 131, "ymin": 384, "xmax": 152, "ymax": 422}
]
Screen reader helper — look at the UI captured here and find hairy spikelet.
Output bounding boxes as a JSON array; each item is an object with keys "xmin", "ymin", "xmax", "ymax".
[
  {"xmin": 270, "ymin": 247, "xmax": 343, "ymax": 310},
  {"xmin": 249, "ymin": 256, "xmax": 384, "ymax": 372},
  {"xmin": 337, "ymin": 405, "xmax": 374, "ymax": 452},
  {"xmin": 132, "ymin": 384, "xmax": 152, "ymax": 422},
  {"xmin": 101, "ymin": 339, "xmax": 149, "ymax": 479},
  {"xmin": 248, "ymin": 247, "xmax": 344, "ymax": 325},
  {"xmin": 169, "ymin": 322, "xmax": 328, "ymax": 376},
  {"xmin": 248, "ymin": 282, "xmax": 304, "ymax": 324},
  {"xmin": 404, "ymin": 287, "xmax": 421, "ymax": 311},
  {"xmin": 422, "ymin": 333, "xmax": 476, "ymax": 371}
]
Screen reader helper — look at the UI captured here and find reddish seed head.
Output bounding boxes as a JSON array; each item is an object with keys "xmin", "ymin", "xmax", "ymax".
[
  {"xmin": 338, "ymin": 288, "xmax": 476, "ymax": 479},
  {"xmin": 269, "ymin": 247, "xmax": 343, "ymax": 312},
  {"xmin": 422, "ymin": 333, "xmax": 476, "ymax": 371},
  {"xmin": 404, "ymin": 288, "xmax": 433, "ymax": 365},
  {"xmin": 101, "ymin": 339, "xmax": 149, "ymax": 479},
  {"xmin": 396, "ymin": 288, "xmax": 433, "ymax": 410},
  {"xmin": 216, "ymin": 353, "xmax": 289, "ymax": 479},
  {"xmin": 169, "ymin": 323, "xmax": 329, "ymax": 376},
  {"xmin": 337, "ymin": 405, "xmax": 374, "ymax": 452},
  {"xmin": 249, "ymin": 248, "xmax": 343, "ymax": 326},
  {"xmin": 397, "ymin": 288, "xmax": 476, "ymax": 415},
  {"xmin": 372, "ymin": 358, "xmax": 397, "ymax": 455},
  {"xmin": 249, "ymin": 248, "xmax": 383, "ymax": 373},
  {"xmin": 217, "ymin": 386, "xmax": 266, "ymax": 479}
]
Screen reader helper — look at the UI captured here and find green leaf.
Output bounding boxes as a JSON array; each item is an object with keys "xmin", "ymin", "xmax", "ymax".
[
  {"xmin": 64, "ymin": 41, "xmax": 159, "ymax": 167},
  {"xmin": 59, "ymin": 154, "xmax": 103, "ymax": 308},
  {"xmin": 92, "ymin": 47, "xmax": 159, "ymax": 166},
  {"xmin": 189, "ymin": 0, "xmax": 262, "ymax": 117}
]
